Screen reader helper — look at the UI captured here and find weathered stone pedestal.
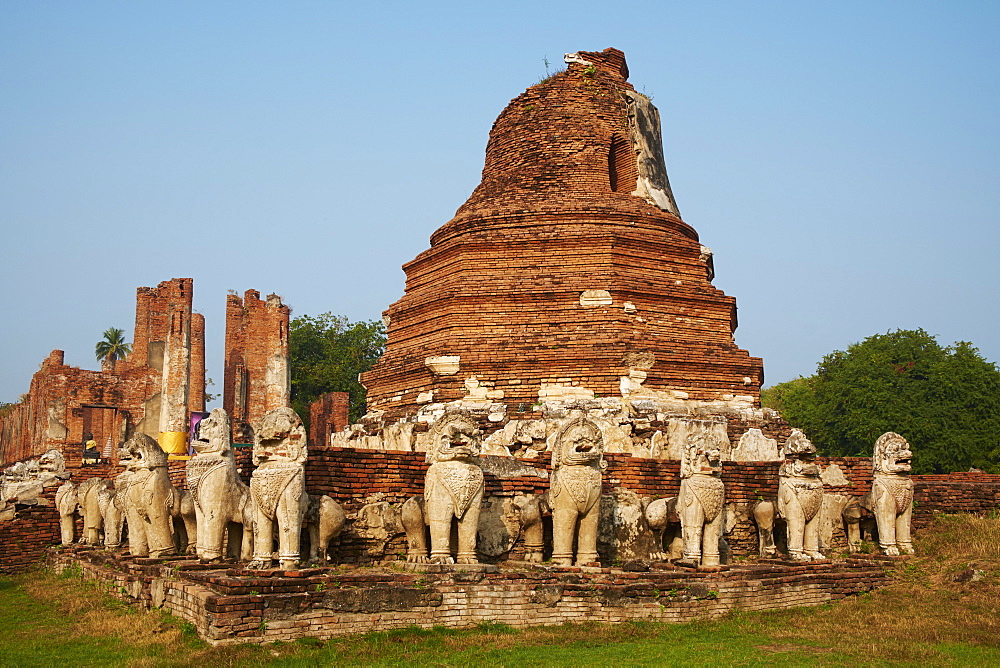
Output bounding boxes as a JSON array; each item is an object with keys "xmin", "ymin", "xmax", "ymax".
[{"xmin": 47, "ymin": 544, "xmax": 893, "ymax": 646}]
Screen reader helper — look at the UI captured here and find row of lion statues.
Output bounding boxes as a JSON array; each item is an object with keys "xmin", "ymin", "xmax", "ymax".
[
  {"xmin": 57, "ymin": 407, "xmax": 345, "ymax": 569},
  {"xmin": 54, "ymin": 407, "xmax": 914, "ymax": 568}
]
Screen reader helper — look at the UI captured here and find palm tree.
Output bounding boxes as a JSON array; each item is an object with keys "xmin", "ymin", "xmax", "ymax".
[{"xmin": 95, "ymin": 327, "xmax": 131, "ymax": 369}]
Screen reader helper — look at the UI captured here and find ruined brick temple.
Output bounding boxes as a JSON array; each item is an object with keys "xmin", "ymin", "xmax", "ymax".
[
  {"xmin": 3, "ymin": 48, "xmax": 999, "ymax": 645},
  {"xmin": 0, "ymin": 281, "xmax": 308, "ymax": 467},
  {"xmin": 352, "ymin": 48, "xmax": 777, "ymax": 453}
]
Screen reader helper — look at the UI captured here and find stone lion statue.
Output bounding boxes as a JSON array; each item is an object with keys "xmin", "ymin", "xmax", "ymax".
[
  {"xmin": 187, "ymin": 408, "xmax": 254, "ymax": 561},
  {"xmin": 776, "ymin": 430, "xmax": 824, "ymax": 561},
  {"xmin": 118, "ymin": 432, "xmax": 195, "ymax": 558},
  {"xmin": 677, "ymin": 430, "xmax": 725, "ymax": 566},
  {"xmin": 549, "ymin": 415, "xmax": 604, "ymax": 567},
  {"xmin": 402, "ymin": 412, "xmax": 484, "ymax": 564},
  {"xmin": 248, "ymin": 407, "xmax": 310, "ymax": 569},
  {"xmin": 844, "ymin": 432, "xmax": 914, "ymax": 556}
]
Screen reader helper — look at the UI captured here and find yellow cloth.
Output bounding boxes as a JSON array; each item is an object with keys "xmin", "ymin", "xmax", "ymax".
[
  {"xmin": 158, "ymin": 431, "xmax": 188, "ymax": 455},
  {"xmin": 85, "ymin": 439, "xmax": 98, "ymax": 451}
]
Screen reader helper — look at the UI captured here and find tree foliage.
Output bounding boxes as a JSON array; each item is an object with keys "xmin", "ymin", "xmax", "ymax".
[
  {"xmin": 762, "ymin": 329, "xmax": 1000, "ymax": 474},
  {"xmin": 288, "ymin": 313, "xmax": 386, "ymax": 425},
  {"xmin": 94, "ymin": 327, "xmax": 131, "ymax": 364}
]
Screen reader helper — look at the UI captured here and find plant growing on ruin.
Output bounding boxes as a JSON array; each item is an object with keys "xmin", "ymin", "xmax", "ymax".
[{"xmin": 94, "ymin": 327, "xmax": 131, "ymax": 366}]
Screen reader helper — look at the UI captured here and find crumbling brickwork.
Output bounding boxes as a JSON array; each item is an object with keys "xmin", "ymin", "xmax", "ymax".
[
  {"xmin": 188, "ymin": 313, "xmax": 206, "ymax": 414},
  {"xmin": 223, "ymin": 290, "xmax": 291, "ymax": 442},
  {"xmin": 362, "ymin": 48, "xmax": 762, "ymax": 425},
  {"xmin": 308, "ymin": 392, "xmax": 349, "ymax": 446},
  {"xmin": 0, "ymin": 278, "xmax": 204, "ymax": 465},
  {"xmin": 48, "ymin": 547, "xmax": 892, "ymax": 645}
]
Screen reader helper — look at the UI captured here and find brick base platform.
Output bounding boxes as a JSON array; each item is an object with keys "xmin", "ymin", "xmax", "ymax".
[{"xmin": 46, "ymin": 545, "xmax": 893, "ymax": 646}]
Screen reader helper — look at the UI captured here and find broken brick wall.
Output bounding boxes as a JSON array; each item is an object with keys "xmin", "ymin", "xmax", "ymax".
[
  {"xmin": 308, "ymin": 392, "xmax": 350, "ymax": 446},
  {"xmin": 0, "ymin": 278, "xmax": 201, "ymax": 466},
  {"xmin": 223, "ymin": 290, "xmax": 290, "ymax": 443}
]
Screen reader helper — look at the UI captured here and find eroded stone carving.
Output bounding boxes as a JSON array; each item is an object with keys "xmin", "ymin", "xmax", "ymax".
[
  {"xmin": 677, "ymin": 430, "xmax": 725, "ymax": 566},
  {"xmin": 0, "ymin": 449, "xmax": 71, "ymax": 516},
  {"xmin": 415, "ymin": 413, "xmax": 484, "ymax": 564},
  {"xmin": 729, "ymin": 428, "xmax": 779, "ymax": 462},
  {"xmin": 249, "ymin": 407, "xmax": 309, "ymax": 569},
  {"xmin": 118, "ymin": 433, "xmax": 180, "ymax": 558},
  {"xmin": 597, "ymin": 488, "xmax": 660, "ymax": 564},
  {"xmin": 76, "ymin": 477, "xmax": 110, "ymax": 546},
  {"xmin": 55, "ymin": 480, "xmax": 78, "ymax": 544},
  {"xmin": 776, "ymin": 430, "xmax": 824, "ymax": 561},
  {"xmin": 187, "ymin": 408, "xmax": 253, "ymax": 561},
  {"xmin": 512, "ymin": 493, "xmax": 548, "ymax": 563},
  {"xmin": 425, "ymin": 355, "xmax": 460, "ymax": 376},
  {"xmin": 550, "ymin": 415, "xmax": 604, "ymax": 566},
  {"xmin": 845, "ymin": 432, "xmax": 914, "ymax": 556},
  {"xmin": 304, "ymin": 494, "xmax": 346, "ymax": 564}
]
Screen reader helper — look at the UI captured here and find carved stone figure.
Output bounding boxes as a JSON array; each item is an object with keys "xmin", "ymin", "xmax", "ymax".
[
  {"xmin": 187, "ymin": 408, "xmax": 254, "ymax": 561},
  {"xmin": 103, "ymin": 467, "xmax": 132, "ymax": 550},
  {"xmin": 776, "ymin": 430, "xmax": 824, "ymax": 561},
  {"xmin": 421, "ymin": 413, "xmax": 485, "ymax": 564},
  {"xmin": 248, "ymin": 407, "xmax": 309, "ymax": 569},
  {"xmin": 513, "ymin": 493, "xmax": 548, "ymax": 563},
  {"xmin": 118, "ymin": 433, "xmax": 177, "ymax": 558},
  {"xmin": 55, "ymin": 481, "xmax": 78, "ymax": 544},
  {"xmin": 677, "ymin": 431, "xmax": 725, "ymax": 566},
  {"xmin": 75, "ymin": 477, "xmax": 110, "ymax": 546},
  {"xmin": 549, "ymin": 416, "xmax": 604, "ymax": 567},
  {"xmin": 845, "ymin": 432, "xmax": 914, "ymax": 556},
  {"xmin": 646, "ymin": 495, "xmax": 684, "ymax": 561},
  {"xmin": 99, "ymin": 479, "xmax": 126, "ymax": 550},
  {"xmin": 304, "ymin": 494, "xmax": 346, "ymax": 564},
  {"xmin": 38, "ymin": 449, "xmax": 67, "ymax": 479}
]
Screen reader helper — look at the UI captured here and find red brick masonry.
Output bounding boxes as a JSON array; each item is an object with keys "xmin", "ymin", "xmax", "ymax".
[{"xmin": 47, "ymin": 546, "xmax": 893, "ymax": 645}]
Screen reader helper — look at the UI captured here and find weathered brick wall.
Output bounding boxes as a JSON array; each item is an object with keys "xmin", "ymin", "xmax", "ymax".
[
  {"xmin": 0, "ymin": 278, "xmax": 202, "ymax": 466},
  {"xmin": 308, "ymin": 392, "xmax": 349, "ymax": 446},
  {"xmin": 0, "ymin": 486, "xmax": 61, "ymax": 574},
  {"xmin": 48, "ymin": 547, "xmax": 892, "ymax": 645},
  {"xmin": 911, "ymin": 472, "xmax": 1000, "ymax": 529},
  {"xmin": 362, "ymin": 48, "xmax": 763, "ymax": 424},
  {"xmin": 223, "ymin": 290, "xmax": 290, "ymax": 441}
]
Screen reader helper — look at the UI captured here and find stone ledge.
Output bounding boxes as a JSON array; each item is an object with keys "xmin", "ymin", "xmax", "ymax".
[{"xmin": 45, "ymin": 546, "xmax": 893, "ymax": 646}]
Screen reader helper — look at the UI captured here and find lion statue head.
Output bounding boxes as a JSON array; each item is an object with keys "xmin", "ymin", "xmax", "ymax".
[
  {"xmin": 253, "ymin": 407, "xmax": 307, "ymax": 466},
  {"xmin": 680, "ymin": 430, "xmax": 723, "ymax": 479},
  {"xmin": 193, "ymin": 408, "xmax": 232, "ymax": 456},
  {"xmin": 552, "ymin": 416, "xmax": 604, "ymax": 470},
  {"xmin": 426, "ymin": 413, "xmax": 481, "ymax": 464},
  {"xmin": 120, "ymin": 432, "xmax": 168, "ymax": 470},
  {"xmin": 782, "ymin": 430, "xmax": 816, "ymax": 459},
  {"xmin": 872, "ymin": 432, "xmax": 912, "ymax": 476}
]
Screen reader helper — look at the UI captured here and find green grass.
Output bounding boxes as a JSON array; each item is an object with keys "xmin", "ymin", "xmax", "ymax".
[{"xmin": 2, "ymin": 513, "xmax": 999, "ymax": 666}]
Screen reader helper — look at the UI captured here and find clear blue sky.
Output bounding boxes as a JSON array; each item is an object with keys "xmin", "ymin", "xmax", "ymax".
[{"xmin": 2, "ymin": 1, "xmax": 998, "ymax": 404}]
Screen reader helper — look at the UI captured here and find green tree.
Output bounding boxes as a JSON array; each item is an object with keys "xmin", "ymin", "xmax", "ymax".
[
  {"xmin": 289, "ymin": 313, "xmax": 386, "ymax": 424},
  {"xmin": 762, "ymin": 329, "xmax": 1000, "ymax": 474},
  {"xmin": 94, "ymin": 327, "xmax": 131, "ymax": 365}
]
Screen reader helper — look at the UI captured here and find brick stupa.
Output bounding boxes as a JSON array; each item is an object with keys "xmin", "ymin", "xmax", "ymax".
[{"xmin": 357, "ymin": 49, "xmax": 774, "ymax": 452}]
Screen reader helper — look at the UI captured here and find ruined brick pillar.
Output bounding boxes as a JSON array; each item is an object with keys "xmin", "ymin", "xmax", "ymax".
[
  {"xmin": 361, "ymin": 48, "xmax": 764, "ymax": 426},
  {"xmin": 158, "ymin": 278, "xmax": 193, "ymax": 454},
  {"xmin": 188, "ymin": 312, "xmax": 206, "ymax": 414},
  {"xmin": 223, "ymin": 290, "xmax": 290, "ymax": 442},
  {"xmin": 308, "ymin": 392, "xmax": 349, "ymax": 446}
]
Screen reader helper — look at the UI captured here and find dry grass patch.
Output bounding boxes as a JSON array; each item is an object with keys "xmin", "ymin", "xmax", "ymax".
[
  {"xmin": 4, "ymin": 513, "xmax": 998, "ymax": 667},
  {"xmin": 21, "ymin": 568, "xmax": 187, "ymax": 651},
  {"xmin": 731, "ymin": 512, "xmax": 1000, "ymax": 664}
]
